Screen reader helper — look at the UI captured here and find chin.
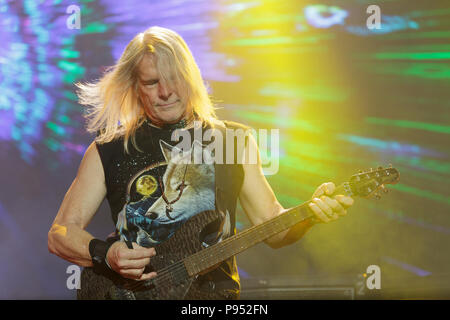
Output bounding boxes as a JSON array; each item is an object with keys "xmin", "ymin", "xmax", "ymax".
[
  {"xmin": 155, "ymin": 109, "xmax": 185, "ymax": 124},
  {"xmin": 148, "ymin": 100, "xmax": 187, "ymax": 124}
]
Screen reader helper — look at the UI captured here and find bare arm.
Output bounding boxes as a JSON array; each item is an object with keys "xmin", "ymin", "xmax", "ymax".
[
  {"xmin": 238, "ymin": 133, "xmax": 353, "ymax": 249},
  {"xmin": 238, "ymin": 133, "xmax": 309, "ymax": 249},
  {"xmin": 48, "ymin": 141, "xmax": 106, "ymax": 267},
  {"xmin": 48, "ymin": 141, "xmax": 157, "ymax": 281}
]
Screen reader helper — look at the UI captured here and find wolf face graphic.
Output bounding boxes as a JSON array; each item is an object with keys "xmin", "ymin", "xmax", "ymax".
[{"xmin": 116, "ymin": 139, "xmax": 230, "ymax": 248}]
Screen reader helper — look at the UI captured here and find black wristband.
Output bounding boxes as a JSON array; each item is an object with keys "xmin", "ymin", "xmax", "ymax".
[{"xmin": 88, "ymin": 239, "xmax": 113, "ymax": 273}]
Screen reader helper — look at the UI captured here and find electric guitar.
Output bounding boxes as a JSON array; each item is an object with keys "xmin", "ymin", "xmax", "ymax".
[{"xmin": 78, "ymin": 166, "xmax": 400, "ymax": 299}]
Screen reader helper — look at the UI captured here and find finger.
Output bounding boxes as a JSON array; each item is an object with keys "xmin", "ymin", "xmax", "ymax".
[
  {"xmin": 315, "ymin": 197, "xmax": 339, "ymax": 220},
  {"xmin": 308, "ymin": 202, "xmax": 330, "ymax": 223},
  {"xmin": 321, "ymin": 196, "xmax": 346, "ymax": 216},
  {"xmin": 334, "ymin": 195, "xmax": 354, "ymax": 208},
  {"xmin": 123, "ymin": 245, "xmax": 156, "ymax": 260},
  {"xmin": 119, "ymin": 267, "xmax": 145, "ymax": 280},
  {"xmin": 312, "ymin": 182, "xmax": 336, "ymax": 198},
  {"xmin": 118, "ymin": 257, "xmax": 151, "ymax": 270},
  {"xmin": 131, "ymin": 242, "xmax": 156, "ymax": 253},
  {"xmin": 312, "ymin": 183, "xmax": 326, "ymax": 198},
  {"xmin": 324, "ymin": 182, "xmax": 336, "ymax": 196},
  {"xmin": 313, "ymin": 197, "xmax": 334, "ymax": 216},
  {"xmin": 137, "ymin": 271, "xmax": 157, "ymax": 281},
  {"xmin": 123, "ymin": 250, "xmax": 154, "ymax": 260}
]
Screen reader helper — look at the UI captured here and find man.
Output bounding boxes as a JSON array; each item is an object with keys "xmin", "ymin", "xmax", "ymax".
[{"xmin": 48, "ymin": 26, "xmax": 353, "ymax": 300}]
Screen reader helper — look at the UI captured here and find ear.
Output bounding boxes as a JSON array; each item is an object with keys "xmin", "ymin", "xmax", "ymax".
[
  {"xmin": 159, "ymin": 140, "xmax": 174, "ymax": 162},
  {"xmin": 160, "ymin": 140, "xmax": 184, "ymax": 163},
  {"xmin": 191, "ymin": 140, "xmax": 206, "ymax": 163}
]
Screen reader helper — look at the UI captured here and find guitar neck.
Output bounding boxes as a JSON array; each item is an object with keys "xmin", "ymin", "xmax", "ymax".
[
  {"xmin": 183, "ymin": 183, "xmax": 349, "ymax": 276},
  {"xmin": 183, "ymin": 202, "xmax": 312, "ymax": 276}
]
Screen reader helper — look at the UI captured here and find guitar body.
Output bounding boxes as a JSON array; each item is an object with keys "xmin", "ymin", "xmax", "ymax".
[{"xmin": 78, "ymin": 209, "xmax": 233, "ymax": 300}]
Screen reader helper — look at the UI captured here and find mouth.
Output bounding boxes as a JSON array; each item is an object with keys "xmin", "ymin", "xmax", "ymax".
[{"xmin": 157, "ymin": 100, "xmax": 179, "ymax": 107}]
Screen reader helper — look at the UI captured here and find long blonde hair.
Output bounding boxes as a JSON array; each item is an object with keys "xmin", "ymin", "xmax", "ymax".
[{"xmin": 76, "ymin": 26, "xmax": 218, "ymax": 153}]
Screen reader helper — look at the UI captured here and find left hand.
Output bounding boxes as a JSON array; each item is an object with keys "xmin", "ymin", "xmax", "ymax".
[{"xmin": 308, "ymin": 182, "xmax": 354, "ymax": 223}]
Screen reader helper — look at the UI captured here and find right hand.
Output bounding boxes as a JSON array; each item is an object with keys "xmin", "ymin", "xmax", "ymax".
[{"xmin": 106, "ymin": 241, "xmax": 157, "ymax": 281}]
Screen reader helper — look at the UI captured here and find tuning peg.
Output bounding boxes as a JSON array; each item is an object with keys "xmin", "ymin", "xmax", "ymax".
[
  {"xmin": 380, "ymin": 185, "xmax": 388, "ymax": 193},
  {"xmin": 369, "ymin": 167, "xmax": 373, "ymax": 171},
  {"xmin": 370, "ymin": 191, "xmax": 380, "ymax": 200}
]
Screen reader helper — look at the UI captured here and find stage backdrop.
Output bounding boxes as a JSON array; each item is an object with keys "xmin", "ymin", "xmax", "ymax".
[{"xmin": 0, "ymin": 0, "xmax": 449, "ymax": 299}]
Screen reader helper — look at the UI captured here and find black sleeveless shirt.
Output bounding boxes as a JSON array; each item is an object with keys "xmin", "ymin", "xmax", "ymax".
[{"xmin": 95, "ymin": 119, "xmax": 247, "ymax": 299}]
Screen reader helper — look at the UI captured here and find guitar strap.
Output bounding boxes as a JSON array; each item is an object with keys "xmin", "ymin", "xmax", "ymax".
[
  {"xmin": 213, "ymin": 120, "xmax": 249, "ymax": 228},
  {"xmin": 190, "ymin": 120, "xmax": 249, "ymax": 298}
]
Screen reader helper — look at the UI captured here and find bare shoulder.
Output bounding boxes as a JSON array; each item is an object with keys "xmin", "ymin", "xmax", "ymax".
[
  {"xmin": 78, "ymin": 141, "xmax": 103, "ymax": 178},
  {"xmin": 52, "ymin": 140, "xmax": 106, "ymax": 228},
  {"xmin": 223, "ymin": 120, "xmax": 252, "ymax": 131},
  {"xmin": 74, "ymin": 140, "xmax": 106, "ymax": 202},
  {"xmin": 209, "ymin": 118, "xmax": 251, "ymax": 131}
]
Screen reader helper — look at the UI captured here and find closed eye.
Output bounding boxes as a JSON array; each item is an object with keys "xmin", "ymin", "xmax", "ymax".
[{"xmin": 142, "ymin": 79, "xmax": 159, "ymax": 86}]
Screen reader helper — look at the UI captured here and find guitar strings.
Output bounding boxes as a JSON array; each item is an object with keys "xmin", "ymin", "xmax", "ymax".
[
  {"xmin": 119, "ymin": 177, "xmax": 361, "ymax": 293},
  {"xmin": 123, "ymin": 202, "xmax": 313, "ymax": 292},
  {"xmin": 125, "ymin": 260, "xmax": 187, "ymax": 291},
  {"xmin": 193, "ymin": 201, "xmax": 310, "ymax": 261},
  {"xmin": 123, "ymin": 189, "xmax": 353, "ymax": 293},
  {"xmin": 185, "ymin": 199, "xmax": 322, "ymax": 274},
  {"xmin": 181, "ymin": 183, "xmax": 351, "ymax": 272},
  {"xmin": 127, "ymin": 202, "xmax": 311, "ymax": 291}
]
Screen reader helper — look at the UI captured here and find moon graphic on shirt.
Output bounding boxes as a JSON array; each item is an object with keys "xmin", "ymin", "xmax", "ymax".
[{"xmin": 135, "ymin": 175, "xmax": 158, "ymax": 196}]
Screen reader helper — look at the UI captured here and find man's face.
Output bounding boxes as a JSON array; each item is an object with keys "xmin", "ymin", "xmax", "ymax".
[{"xmin": 137, "ymin": 54, "xmax": 187, "ymax": 124}]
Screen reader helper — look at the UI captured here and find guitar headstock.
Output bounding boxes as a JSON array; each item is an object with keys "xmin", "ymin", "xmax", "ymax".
[{"xmin": 346, "ymin": 165, "xmax": 400, "ymax": 199}]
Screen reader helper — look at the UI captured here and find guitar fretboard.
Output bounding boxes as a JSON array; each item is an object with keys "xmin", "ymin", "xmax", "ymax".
[
  {"xmin": 182, "ymin": 201, "xmax": 312, "ymax": 276},
  {"xmin": 183, "ymin": 183, "xmax": 348, "ymax": 276}
]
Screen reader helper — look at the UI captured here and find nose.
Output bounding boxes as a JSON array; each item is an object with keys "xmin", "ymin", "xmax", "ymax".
[{"xmin": 158, "ymin": 81, "xmax": 172, "ymax": 100}]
